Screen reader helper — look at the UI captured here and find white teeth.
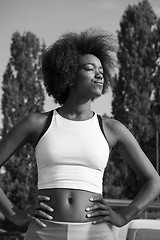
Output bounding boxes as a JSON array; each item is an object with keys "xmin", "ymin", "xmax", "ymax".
[
  {"xmin": 92, "ymin": 80, "xmax": 103, "ymax": 85},
  {"xmin": 94, "ymin": 82, "xmax": 102, "ymax": 84}
]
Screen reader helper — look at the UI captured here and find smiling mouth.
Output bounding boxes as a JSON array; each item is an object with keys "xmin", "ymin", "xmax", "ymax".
[{"xmin": 92, "ymin": 81, "xmax": 103, "ymax": 85}]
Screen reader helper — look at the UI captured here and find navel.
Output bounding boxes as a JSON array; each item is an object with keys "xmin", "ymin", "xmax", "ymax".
[{"xmin": 68, "ymin": 196, "xmax": 73, "ymax": 204}]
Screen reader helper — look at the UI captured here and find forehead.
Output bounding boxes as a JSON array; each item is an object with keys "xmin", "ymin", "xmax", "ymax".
[{"xmin": 80, "ymin": 54, "xmax": 102, "ymax": 66}]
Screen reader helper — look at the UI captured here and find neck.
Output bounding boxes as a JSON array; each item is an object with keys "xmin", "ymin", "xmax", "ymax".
[{"xmin": 59, "ymin": 95, "xmax": 93, "ymax": 121}]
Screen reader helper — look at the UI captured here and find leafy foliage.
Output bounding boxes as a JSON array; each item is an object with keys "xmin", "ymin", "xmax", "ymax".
[
  {"xmin": 1, "ymin": 32, "xmax": 45, "ymax": 210},
  {"xmin": 104, "ymin": 0, "xmax": 160, "ymax": 199}
]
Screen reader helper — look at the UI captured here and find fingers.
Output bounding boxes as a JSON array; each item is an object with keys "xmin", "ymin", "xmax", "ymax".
[
  {"xmin": 37, "ymin": 195, "xmax": 54, "ymax": 213},
  {"xmin": 86, "ymin": 197, "xmax": 109, "ymax": 212},
  {"xmin": 86, "ymin": 196, "xmax": 112, "ymax": 224},
  {"xmin": 26, "ymin": 195, "xmax": 54, "ymax": 227},
  {"xmin": 34, "ymin": 209, "xmax": 53, "ymax": 220},
  {"xmin": 27, "ymin": 203, "xmax": 54, "ymax": 217},
  {"xmin": 37, "ymin": 195, "xmax": 50, "ymax": 201},
  {"xmin": 89, "ymin": 196, "xmax": 106, "ymax": 204},
  {"xmin": 86, "ymin": 197, "xmax": 124, "ymax": 226},
  {"xmin": 38, "ymin": 202, "xmax": 54, "ymax": 213},
  {"xmin": 86, "ymin": 209, "xmax": 110, "ymax": 218},
  {"xmin": 92, "ymin": 216, "xmax": 111, "ymax": 225},
  {"xmin": 27, "ymin": 214, "xmax": 47, "ymax": 228},
  {"xmin": 86, "ymin": 206, "xmax": 111, "ymax": 225},
  {"xmin": 37, "ymin": 196, "xmax": 54, "ymax": 212}
]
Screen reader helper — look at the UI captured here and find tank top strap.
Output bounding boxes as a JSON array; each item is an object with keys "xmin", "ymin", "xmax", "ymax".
[
  {"xmin": 97, "ymin": 114, "xmax": 107, "ymax": 141},
  {"xmin": 34, "ymin": 110, "xmax": 54, "ymax": 147}
]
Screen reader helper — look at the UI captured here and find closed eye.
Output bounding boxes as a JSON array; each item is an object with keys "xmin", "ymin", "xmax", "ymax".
[
  {"xmin": 81, "ymin": 63, "xmax": 103, "ymax": 75},
  {"xmin": 85, "ymin": 67, "xmax": 94, "ymax": 71},
  {"xmin": 83, "ymin": 64, "xmax": 94, "ymax": 71}
]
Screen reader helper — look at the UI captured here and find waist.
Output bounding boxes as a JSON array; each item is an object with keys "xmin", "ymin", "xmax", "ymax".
[{"xmin": 38, "ymin": 188, "xmax": 102, "ymax": 222}]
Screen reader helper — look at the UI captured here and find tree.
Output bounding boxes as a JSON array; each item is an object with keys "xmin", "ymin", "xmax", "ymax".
[
  {"xmin": 1, "ymin": 32, "xmax": 45, "ymax": 213},
  {"xmin": 105, "ymin": 0, "xmax": 159, "ymax": 199}
]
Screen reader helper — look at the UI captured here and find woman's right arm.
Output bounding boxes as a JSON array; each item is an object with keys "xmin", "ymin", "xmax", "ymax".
[{"xmin": 0, "ymin": 113, "xmax": 53, "ymax": 227}]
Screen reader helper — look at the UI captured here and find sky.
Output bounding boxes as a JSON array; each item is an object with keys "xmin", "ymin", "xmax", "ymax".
[{"xmin": 0, "ymin": 0, "xmax": 160, "ymax": 127}]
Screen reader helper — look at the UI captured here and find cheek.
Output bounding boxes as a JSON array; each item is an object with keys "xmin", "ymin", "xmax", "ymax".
[{"xmin": 76, "ymin": 71, "xmax": 92, "ymax": 83}]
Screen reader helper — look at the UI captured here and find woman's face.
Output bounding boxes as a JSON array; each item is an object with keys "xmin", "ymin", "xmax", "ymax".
[{"xmin": 73, "ymin": 54, "xmax": 104, "ymax": 100}]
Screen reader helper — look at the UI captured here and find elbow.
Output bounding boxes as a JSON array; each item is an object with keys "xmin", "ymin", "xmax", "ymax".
[
  {"xmin": 151, "ymin": 175, "xmax": 160, "ymax": 198},
  {"xmin": 143, "ymin": 173, "xmax": 160, "ymax": 199},
  {"xmin": 156, "ymin": 178, "xmax": 160, "ymax": 194}
]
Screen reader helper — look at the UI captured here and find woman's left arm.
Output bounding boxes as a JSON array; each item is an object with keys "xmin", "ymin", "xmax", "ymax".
[{"xmin": 86, "ymin": 119, "xmax": 160, "ymax": 226}]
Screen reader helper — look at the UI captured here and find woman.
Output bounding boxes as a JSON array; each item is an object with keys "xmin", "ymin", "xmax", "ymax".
[{"xmin": 0, "ymin": 28, "xmax": 160, "ymax": 240}]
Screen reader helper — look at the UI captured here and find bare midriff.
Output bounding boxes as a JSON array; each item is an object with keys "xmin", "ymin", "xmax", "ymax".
[{"xmin": 38, "ymin": 188, "xmax": 101, "ymax": 222}]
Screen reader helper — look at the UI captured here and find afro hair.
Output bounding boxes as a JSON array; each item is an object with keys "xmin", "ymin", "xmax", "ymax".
[{"xmin": 42, "ymin": 28, "xmax": 118, "ymax": 105}]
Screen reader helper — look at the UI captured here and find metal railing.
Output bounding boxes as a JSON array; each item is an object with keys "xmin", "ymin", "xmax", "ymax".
[{"xmin": 106, "ymin": 199, "xmax": 160, "ymax": 219}]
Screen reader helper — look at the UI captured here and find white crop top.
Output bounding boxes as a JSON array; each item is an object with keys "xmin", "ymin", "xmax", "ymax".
[{"xmin": 35, "ymin": 109, "xmax": 110, "ymax": 194}]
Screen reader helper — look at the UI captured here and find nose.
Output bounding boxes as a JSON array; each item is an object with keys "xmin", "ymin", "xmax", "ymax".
[{"xmin": 95, "ymin": 71, "xmax": 103, "ymax": 80}]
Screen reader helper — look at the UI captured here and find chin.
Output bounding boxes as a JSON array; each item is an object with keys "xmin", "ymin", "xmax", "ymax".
[
  {"xmin": 91, "ymin": 93, "xmax": 102, "ymax": 102},
  {"xmin": 94, "ymin": 90, "xmax": 102, "ymax": 97}
]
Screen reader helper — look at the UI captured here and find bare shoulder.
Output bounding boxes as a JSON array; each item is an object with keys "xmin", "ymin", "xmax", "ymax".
[
  {"xmin": 102, "ymin": 115, "xmax": 125, "ymax": 129},
  {"xmin": 7, "ymin": 110, "xmax": 53, "ymax": 147},
  {"xmin": 101, "ymin": 116, "xmax": 134, "ymax": 149},
  {"xmin": 26, "ymin": 111, "xmax": 51, "ymax": 131},
  {"xmin": 24, "ymin": 111, "xmax": 53, "ymax": 145},
  {"xmin": 101, "ymin": 116, "xmax": 121, "ymax": 132},
  {"xmin": 16, "ymin": 111, "xmax": 48, "ymax": 133},
  {"xmin": 101, "ymin": 116, "xmax": 121, "ymax": 147}
]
